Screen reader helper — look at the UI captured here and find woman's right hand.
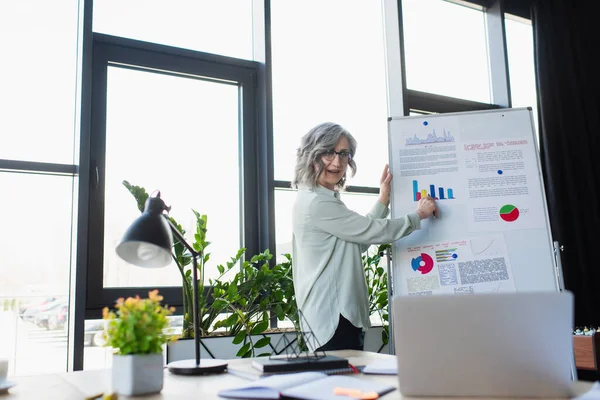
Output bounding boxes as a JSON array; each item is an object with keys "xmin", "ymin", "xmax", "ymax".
[{"xmin": 416, "ymin": 195, "xmax": 439, "ymax": 220}]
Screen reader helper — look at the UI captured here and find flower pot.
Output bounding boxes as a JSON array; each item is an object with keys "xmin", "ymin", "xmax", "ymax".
[{"xmin": 111, "ymin": 353, "xmax": 164, "ymax": 396}]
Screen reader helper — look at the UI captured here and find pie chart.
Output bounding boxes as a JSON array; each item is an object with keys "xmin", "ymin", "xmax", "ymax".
[
  {"xmin": 411, "ymin": 253, "xmax": 434, "ymax": 274},
  {"xmin": 499, "ymin": 204, "xmax": 520, "ymax": 222}
]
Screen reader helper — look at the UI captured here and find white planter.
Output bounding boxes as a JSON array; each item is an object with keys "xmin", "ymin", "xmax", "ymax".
[
  {"xmin": 166, "ymin": 332, "xmax": 299, "ymax": 363},
  {"xmin": 364, "ymin": 326, "xmax": 390, "ymax": 354},
  {"xmin": 112, "ymin": 353, "xmax": 164, "ymax": 396}
]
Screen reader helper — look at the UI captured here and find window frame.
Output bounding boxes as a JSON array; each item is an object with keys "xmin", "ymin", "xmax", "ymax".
[{"xmin": 85, "ymin": 33, "xmax": 262, "ymax": 317}]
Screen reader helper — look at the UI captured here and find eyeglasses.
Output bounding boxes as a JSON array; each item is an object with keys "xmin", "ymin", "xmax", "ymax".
[{"xmin": 322, "ymin": 149, "xmax": 352, "ymax": 163}]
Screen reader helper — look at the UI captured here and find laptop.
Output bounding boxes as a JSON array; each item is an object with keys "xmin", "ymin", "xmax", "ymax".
[{"xmin": 392, "ymin": 291, "xmax": 575, "ymax": 398}]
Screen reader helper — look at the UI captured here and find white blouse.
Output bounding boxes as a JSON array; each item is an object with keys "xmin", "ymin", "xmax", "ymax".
[{"xmin": 292, "ymin": 185, "xmax": 421, "ymax": 350}]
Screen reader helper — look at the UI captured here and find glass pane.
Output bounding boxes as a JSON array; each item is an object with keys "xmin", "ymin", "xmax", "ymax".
[
  {"xmin": 271, "ymin": 0, "xmax": 389, "ymax": 187},
  {"xmin": 103, "ymin": 67, "xmax": 241, "ymax": 287},
  {"xmin": 402, "ymin": 0, "xmax": 491, "ymax": 103},
  {"xmin": 93, "ymin": 0, "xmax": 253, "ymax": 60},
  {"xmin": 0, "ymin": 173, "xmax": 75, "ymax": 376},
  {"xmin": 83, "ymin": 319, "xmax": 113, "ymax": 370},
  {"xmin": 0, "ymin": 1, "xmax": 79, "ymax": 163},
  {"xmin": 505, "ymin": 16, "xmax": 539, "ymax": 141}
]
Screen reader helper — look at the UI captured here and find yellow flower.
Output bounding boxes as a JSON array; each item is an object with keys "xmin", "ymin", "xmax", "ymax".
[{"xmin": 148, "ymin": 289, "xmax": 163, "ymax": 302}]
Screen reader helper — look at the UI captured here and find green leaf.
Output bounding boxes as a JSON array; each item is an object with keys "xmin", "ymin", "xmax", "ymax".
[
  {"xmin": 275, "ymin": 304, "xmax": 284, "ymax": 320},
  {"xmin": 274, "ymin": 290, "xmax": 283, "ymax": 301},
  {"xmin": 225, "ymin": 313, "xmax": 238, "ymax": 326},
  {"xmin": 227, "ymin": 284, "xmax": 238, "ymax": 298},
  {"xmin": 236, "ymin": 343, "xmax": 251, "ymax": 357},
  {"xmin": 250, "ymin": 319, "xmax": 269, "ymax": 335},
  {"xmin": 233, "ymin": 330, "xmax": 246, "ymax": 345},
  {"xmin": 254, "ymin": 337, "xmax": 271, "ymax": 348},
  {"xmin": 211, "ymin": 299, "xmax": 227, "ymax": 309}
]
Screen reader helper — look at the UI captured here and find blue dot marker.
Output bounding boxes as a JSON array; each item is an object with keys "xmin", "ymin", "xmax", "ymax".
[
  {"xmin": 452, "ymin": 254, "xmax": 458, "ymax": 259},
  {"xmin": 423, "ymin": 121, "xmax": 428, "ymax": 126},
  {"xmin": 498, "ymin": 170, "xmax": 503, "ymax": 175}
]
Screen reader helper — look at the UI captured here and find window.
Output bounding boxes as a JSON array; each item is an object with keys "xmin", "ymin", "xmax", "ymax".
[
  {"xmin": 0, "ymin": 1, "xmax": 80, "ymax": 377},
  {"xmin": 101, "ymin": 66, "xmax": 241, "ymax": 287},
  {"xmin": 86, "ymin": 35, "xmax": 260, "ymax": 313},
  {"xmin": 92, "ymin": 0, "xmax": 253, "ymax": 60},
  {"xmin": 505, "ymin": 14, "xmax": 539, "ymax": 139},
  {"xmin": 0, "ymin": 173, "xmax": 76, "ymax": 376},
  {"xmin": 271, "ymin": 0, "xmax": 390, "ymax": 188},
  {"xmin": 0, "ymin": 1, "xmax": 79, "ymax": 164},
  {"xmin": 402, "ymin": 0, "xmax": 491, "ymax": 103},
  {"xmin": 1, "ymin": 0, "xmax": 532, "ymax": 373}
]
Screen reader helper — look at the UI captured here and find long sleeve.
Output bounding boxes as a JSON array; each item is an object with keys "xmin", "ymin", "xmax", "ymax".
[
  {"xmin": 308, "ymin": 195, "xmax": 421, "ymax": 245},
  {"xmin": 359, "ymin": 199, "xmax": 393, "ymax": 254}
]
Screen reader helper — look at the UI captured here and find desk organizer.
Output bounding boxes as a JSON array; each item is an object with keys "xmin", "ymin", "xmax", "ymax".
[{"xmin": 573, "ymin": 333, "xmax": 600, "ymax": 371}]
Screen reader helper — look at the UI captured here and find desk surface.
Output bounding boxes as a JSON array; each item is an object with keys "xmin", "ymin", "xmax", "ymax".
[{"xmin": 2, "ymin": 350, "xmax": 594, "ymax": 399}]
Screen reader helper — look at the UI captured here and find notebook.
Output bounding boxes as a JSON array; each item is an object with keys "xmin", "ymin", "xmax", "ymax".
[
  {"xmin": 251, "ymin": 354, "xmax": 348, "ymax": 373},
  {"xmin": 362, "ymin": 358, "xmax": 397, "ymax": 375},
  {"xmin": 392, "ymin": 291, "xmax": 575, "ymax": 398},
  {"xmin": 228, "ymin": 361, "xmax": 361, "ymax": 381},
  {"xmin": 218, "ymin": 371, "xmax": 395, "ymax": 400}
]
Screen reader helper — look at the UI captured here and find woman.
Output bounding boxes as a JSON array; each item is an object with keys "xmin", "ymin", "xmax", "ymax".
[{"xmin": 292, "ymin": 122, "xmax": 438, "ymax": 351}]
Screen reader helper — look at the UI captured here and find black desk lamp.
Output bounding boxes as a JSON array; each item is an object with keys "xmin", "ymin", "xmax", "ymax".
[{"xmin": 116, "ymin": 192, "xmax": 228, "ymax": 374}]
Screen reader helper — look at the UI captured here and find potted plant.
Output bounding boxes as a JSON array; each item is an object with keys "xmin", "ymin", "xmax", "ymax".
[
  {"xmin": 122, "ymin": 181, "xmax": 299, "ymax": 358},
  {"xmin": 102, "ymin": 290, "xmax": 175, "ymax": 396}
]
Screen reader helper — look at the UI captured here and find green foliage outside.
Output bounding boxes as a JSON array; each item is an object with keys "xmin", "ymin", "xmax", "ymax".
[{"xmin": 1, "ymin": 299, "xmax": 19, "ymax": 312}]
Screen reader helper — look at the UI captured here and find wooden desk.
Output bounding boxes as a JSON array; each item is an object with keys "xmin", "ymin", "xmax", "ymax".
[{"xmin": 2, "ymin": 350, "xmax": 594, "ymax": 399}]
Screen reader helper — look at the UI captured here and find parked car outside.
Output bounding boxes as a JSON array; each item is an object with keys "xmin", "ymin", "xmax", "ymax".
[
  {"xmin": 22, "ymin": 298, "xmax": 65, "ymax": 324},
  {"xmin": 34, "ymin": 300, "xmax": 68, "ymax": 330},
  {"xmin": 19, "ymin": 297, "xmax": 57, "ymax": 322}
]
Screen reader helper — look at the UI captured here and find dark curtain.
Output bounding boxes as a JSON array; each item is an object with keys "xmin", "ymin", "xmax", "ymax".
[{"xmin": 532, "ymin": 0, "xmax": 600, "ymax": 326}]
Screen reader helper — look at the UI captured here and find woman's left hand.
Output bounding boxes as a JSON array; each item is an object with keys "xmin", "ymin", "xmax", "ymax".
[{"xmin": 379, "ymin": 164, "xmax": 392, "ymax": 207}]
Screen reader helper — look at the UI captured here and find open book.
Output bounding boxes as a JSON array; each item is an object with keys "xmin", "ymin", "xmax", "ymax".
[{"xmin": 218, "ymin": 371, "xmax": 396, "ymax": 400}]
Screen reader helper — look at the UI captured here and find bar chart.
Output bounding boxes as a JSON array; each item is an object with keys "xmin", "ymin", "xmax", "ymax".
[
  {"xmin": 435, "ymin": 248, "xmax": 459, "ymax": 262},
  {"xmin": 412, "ymin": 180, "xmax": 455, "ymax": 201}
]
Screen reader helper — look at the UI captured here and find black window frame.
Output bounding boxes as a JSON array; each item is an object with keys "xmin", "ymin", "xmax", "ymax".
[{"xmin": 85, "ymin": 33, "xmax": 262, "ymax": 318}]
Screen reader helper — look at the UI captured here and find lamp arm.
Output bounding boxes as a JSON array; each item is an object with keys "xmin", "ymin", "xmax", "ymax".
[
  {"xmin": 162, "ymin": 215, "xmax": 198, "ymax": 258},
  {"xmin": 161, "ymin": 214, "xmax": 201, "ymax": 367}
]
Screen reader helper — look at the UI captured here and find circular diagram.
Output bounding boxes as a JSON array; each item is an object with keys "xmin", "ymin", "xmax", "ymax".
[{"xmin": 411, "ymin": 253, "xmax": 434, "ymax": 274}]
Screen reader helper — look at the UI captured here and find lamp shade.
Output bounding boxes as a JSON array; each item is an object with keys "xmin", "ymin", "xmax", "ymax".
[{"xmin": 116, "ymin": 195, "xmax": 173, "ymax": 268}]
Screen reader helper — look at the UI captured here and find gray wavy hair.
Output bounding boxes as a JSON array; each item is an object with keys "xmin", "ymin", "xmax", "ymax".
[{"xmin": 292, "ymin": 122, "xmax": 357, "ymax": 189}]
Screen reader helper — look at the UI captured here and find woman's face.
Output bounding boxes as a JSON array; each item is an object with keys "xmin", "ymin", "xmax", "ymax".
[{"xmin": 316, "ymin": 136, "xmax": 350, "ymax": 190}]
